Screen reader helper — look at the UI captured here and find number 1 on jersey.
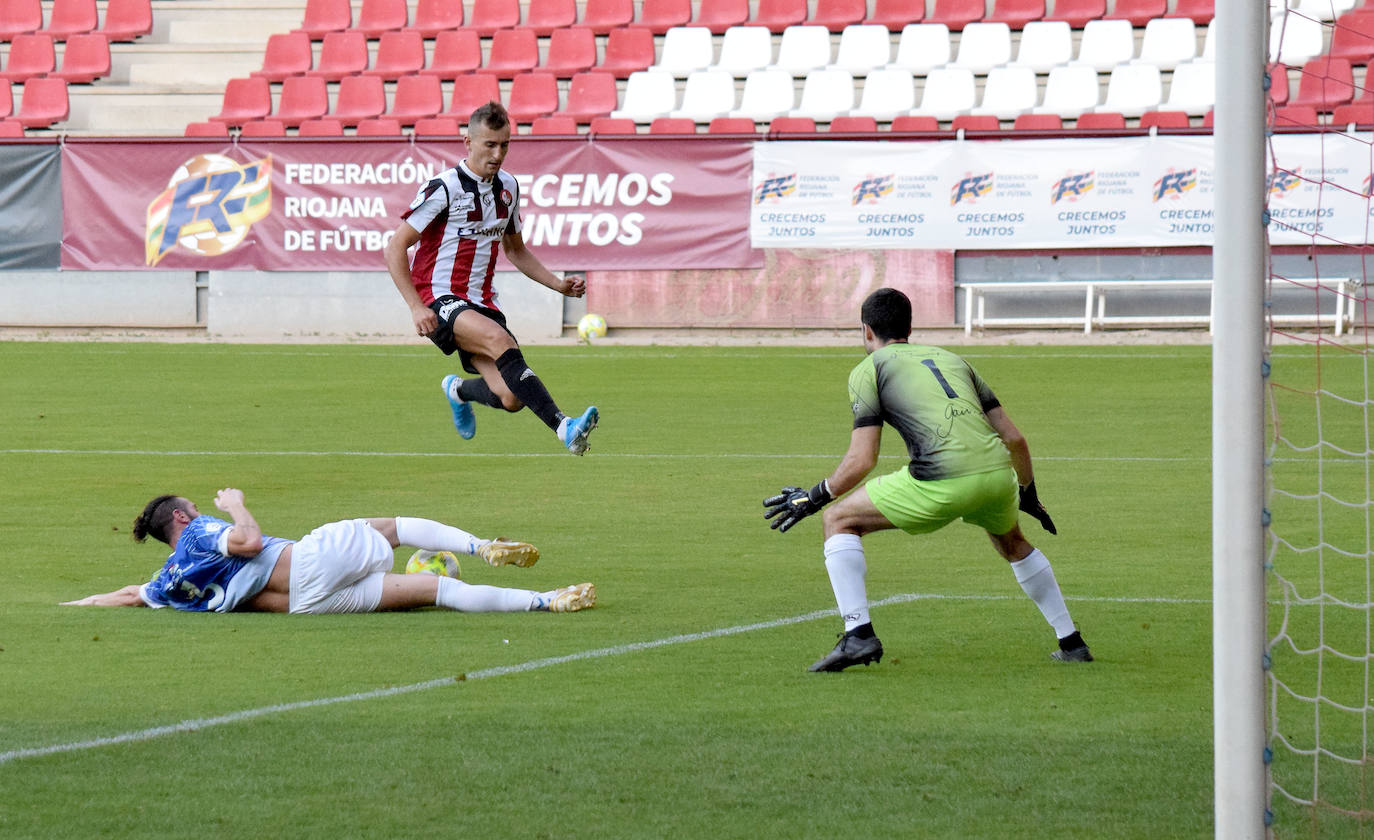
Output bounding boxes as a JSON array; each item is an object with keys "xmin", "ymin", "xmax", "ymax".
[{"xmin": 921, "ymin": 359, "xmax": 959, "ymax": 399}]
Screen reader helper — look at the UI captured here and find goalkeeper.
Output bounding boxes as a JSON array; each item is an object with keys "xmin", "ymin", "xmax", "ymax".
[{"xmin": 764, "ymin": 288, "xmax": 1091, "ymax": 672}]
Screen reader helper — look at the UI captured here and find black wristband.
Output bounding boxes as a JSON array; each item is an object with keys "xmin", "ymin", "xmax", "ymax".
[{"xmin": 808, "ymin": 480, "xmax": 833, "ymax": 506}]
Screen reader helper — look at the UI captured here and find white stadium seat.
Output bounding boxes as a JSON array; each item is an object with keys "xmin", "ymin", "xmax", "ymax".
[
  {"xmin": 1010, "ymin": 20, "xmax": 1073, "ymax": 73},
  {"xmin": 789, "ymin": 67, "xmax": 856, "ymax": 120},
  {"xmin": 610, "ymin": 70, "xmax": 679, "ymax": 121},
  {"xmin": 910, "ymin": 66, "xmax": 976, "ymax": 120},
  {"xmin": 891, "ymin": 23, "xmax": 951, "ymax": 74},
  {"xmin": 1135, "ymin": 17, "xmax": 1197, "ymax": 70},
  {"xmin": 669, "ymin": 68, "xmax": 738, "ymax": 121},
  {"xmin": 714, "ymin": 26, "xmax": 774, "ymax": 76},
  {"xmin": 1096, "ymin": 62, "xmax": 1162, "ymax": 117},
  {"xmin": 970, "ymin": 65, "xmax": 1038, "ymax": 119},
  {"xmin": 833, "ymin": 24, "xmax": 893, "ymax": 75},
  {"xmin": 652, "ymin": 26, "xmax": 716, "ymax": 77},
  {"xmin": 1033, "ymin": 64, "xmax": 1101, "ymax": 117},
  {"xmin": 850, "ymin": 66, "xmax": 917, "ymax": 120},
  {"xmin": 729, "ymin": 67, "xmax": 797, "ymax": 120},
  {"xmin": 951, "ymin": 22, "xmax": 1012, "ymax": 74},
  {"xmin": 774, "ymin": 25, "xmax": 833, "ymax": 75},
  {"xmin": 1164, "ymin": 59, "xmax": 1216, "ymax": 115},
  {"xmin": 1075, "ymin": 19, "xmax": 1135, "ymax": 71}
]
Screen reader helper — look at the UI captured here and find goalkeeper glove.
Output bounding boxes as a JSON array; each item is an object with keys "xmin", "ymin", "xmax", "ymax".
[
  {"xmin": 1018, "ymin": 480, "xmax": 1057, "ymax": 535},
  {"xmin": 763, "ymin": 481, "xmax": 833, "ymax": 533}
]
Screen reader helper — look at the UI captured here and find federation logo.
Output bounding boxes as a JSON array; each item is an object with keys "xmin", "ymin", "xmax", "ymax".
[
  {"xmin": 950, "ymin": 173, "xmax": 993, "ymax": 205},
  {"xmin": 1267, "ymin": 169, "xmax": 1302, "ymax": 198},
  {"xmin": 851, "ymin": 174, "xmax": 894, "ymax": 205},
  {"xmin": 753, "ymin": 173, "xmax": 797, "ymax": 204},
  {"xmin": 1051, "ymin": 172, "xmax": 1095, "ymax": 204},
  {"xmin": 1152, "ymin": 168, "xmax": 1197, "ymax": 202},
  {"xmin": 146, "ymin": 153, "xmax": 272, "ymax": 266}
]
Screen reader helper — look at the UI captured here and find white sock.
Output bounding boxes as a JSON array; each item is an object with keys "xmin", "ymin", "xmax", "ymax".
[
  {"xmin": 1010, "ymin": 548, "xmax": 1076, "ymax": 638},
  {"xmin": 435, "ymin": 577, "xmax": 537, "ymax": 612},
  {"xmin": 394, "ymin": 517, "xmax": 485, "ymax": 556},
  {"xmin": 823, "ymin": 533, "xmax": 871, "ymax": 632}
]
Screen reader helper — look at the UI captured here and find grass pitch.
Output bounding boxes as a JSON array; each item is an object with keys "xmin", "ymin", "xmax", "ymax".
[{"xmin": 0, "ymin": 341, "xmax": 1216, "ymax": 839}]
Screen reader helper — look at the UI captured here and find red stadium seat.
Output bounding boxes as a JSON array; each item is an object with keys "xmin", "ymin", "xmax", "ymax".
[
  {"xmin": 50, "ymin": 32, "xmax": 110, "ymax": 83},
  {"xmin": 0, "ymin": 117, "xmax": 24, "ymax": 136},
  {"xmin": 889, "ymin": 114, "xmax": 941, "ymax": 130},
  {"xmin": 486, "ymin": 29, "xmax": 540, "ymax": 79},
  {"xmin": 1289, "ymin": 56, "xmax": 1355, "ymax": 111},
  {"xmin": 649, "ymin": 116, "xmax": 697, "ymax": 132},
  {"xmin": 1169, "ymin": 0, "xmax": 1214, "ymax": 24},
  {"xmin": 506, "ymin": 72, "xmax": 559, "ymax": 122},
  {"xmin": 295, "ymin": 0, "xmax": 352, "ymax": 39},
  {"xmin": 752, "ymin": 0, "xmax": 808, "ymax": 31},
  {"xmin": 597, "ymin": 27, "xmax": 655, "ymax": 78},
  {"xmin": 708, "ymin": 116, "xmax": 758, "ymax": 132},
  {"xmin": 809, "ymin": 0, "xmax": 867, "ymax": 31},
  {"xmin": 530, "ymin": 114, "xmax": 579, "ymax": 133},
  {"xmin": 1330, "ymin": 12, "xmax": 1374, "ymax": 66},
  {"xmin": 308, "ymin": 30, "xmax": 369, "ymax": 81},
  {"xmin": 254, "ymin": 31, "xmax": 313, "ymax": 81},
  {"xmin": 828, "ymin": 115, "xmax": 878, "ymax": 131},
  {"xmin": 694, "ymin": 0, "xmax": 750, "ymax": 33},
  {"xmin": 413, "ymin": 116, "xmax": 463, "ymax": 135},
  {"xmin": 1273, "ymin": 104, "xmax": 1320, "ymax": 127},
  {"xmin": 588, "ymin": 116, "xmax": 638, "ymax": 133},
  {"xmin": 298, "ymin": 117, "xmax": 346, "ymax": 136},
  {"xmin": 1270, "ymin": 63, "xmax": 1291, "ymax": 106},
  {"xmin": 1012, "ymin": 112, "xmax": 1063, "ymax": 129},
  {"xmin": 0, "ymin": 0, "xmax": 42, "ymax": 42},
  {"xmin": 211, "ymin": 76, "xmax": 272, "ymax": 124},
  {"xmin": 40, "ymin": 0, "xmax": 97, "ymax": 40},
  {"xmin": 542, "ymin": 27, "xmax": 597, "ymax": 77},
  {"xmin": 1332, "ymin": 101, "xmax": 1374, "ymax": 127},
  {"xmin": 1075, "ymin": 111, "xmax": 1126, "ymax": 129},
  {"xmin": 1139, "ymin": 109, "xmax": 1191, "ymax": 129},
  {"xmin": 354, "ymin": 0, "xmax": 408, "ymax": 38},
  {"xmin": 275, "ymin": 75, "xmax": 330, "ymax": 127},
  {"xmin": 184, "ymin": 120, "xmax": 229, "ymax": 137},
  {"xmin": 332, "ymin": 74, "xmax": 386, "ymax": 125},
  {"xmin": 522, "ymin": 0, "xmax": 578, "ymax": 36},
  {"xmin": 927, "ymin": 0, "xmax": 984, "ymax": 30},
  {"xmin": 633, "ymin": 0, "xmax": 692, "ymax": 33},
  {"xmin": 1044, "ymin": 0, "xmax": 1105, "ymax": 28},
  {"xmin": 16, "ymin": 77, "xmax": 68, "ymax": 127},
  {"xmin": 559, "ymin": 71, "xmax": 619, "ymax": 121},
  {"xmin": 388, "ymin": 74, "xmax": 442, "ymax": 124},
  {"xmin": 865, "ymin": 0, "xmax": 926, "ymax": 28},
  {"xmin": 985, "ymin": 0, "xmax": 1046, "ymax": 27},
  {"xmin": 445, "ymin": 73, "xmax": 501, "ymax": 119},
  {"xmin": 422, "ymin": 30, "xmax": 482, "ymax": 79},
  {"xmin": 952, "ymin": 114, "xmax": 1001, "ymax": 130},
  {"xmin": 0, "ymin": 80, "xmax": 13, "ymax": 118},
  {"xmin": 580, "ymin": 0, "xmax": 636, "ymax": 32},
  {"xmin": 466, "ymin": 0, "xmax": 521, "ymax": 37},
  {"xmin": 0, "ymin": 34, "xmax": 55, "ymax": 84},
  {"xmin": 408, "ymin": 0, "xmax": 463, "ymax": 37},
  {"xmin": 769, "ymin": 115, "xmax": 817, "ymax": 132},
  {"xmin": 1104, "ymin": 0, "xmax": 1166, "ymax": 27},
  {"xmin": 365, "ymin": 30, "xmax": 425, "ymax": 80},
  {"xmin": 356, "ymin": 117, "xmax": 404, "ymax": 135},
  {"xmin": 240, "ymin": 118, "xmax": 287, "ymax": 137},
  {"xmin": 100, "ymin": 0, "xmax": 152, "ymax": 42}
]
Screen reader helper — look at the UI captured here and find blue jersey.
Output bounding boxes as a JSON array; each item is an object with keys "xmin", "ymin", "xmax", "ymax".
[{"xmin": 139, "ymin": 515, "xmax": 290, "ymax": 612}]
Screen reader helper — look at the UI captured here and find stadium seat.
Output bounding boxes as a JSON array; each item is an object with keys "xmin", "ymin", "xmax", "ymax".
[
  {"xmin": 828, "ymin": 114, "xmax": 877, "ymax": 131},
  {"xmin": 354, "ymin": 0, "xmax": 408, "ymax": 38},
  {"xmin": 926, "ymin": 0, "xmax": 984, "ymax": 31},
  {"xmin": 423, "ymin": 30, "xmax": 482, "ymax": 80},
  {"xmin": 0, "ymin": 118, "xmax": 23, "ymax": 136},
  {"xmin": 485, "ymin": 29, "xmax": 540, "ymax": 79},
  {"xmin": 1270, "ymin": 14, "xmax": 1325, "ymax": 64},
  {"xmin": 1009, "ymin": 20, "xmax": 1071, "ymax": 72},
  {"xmin": 100, "ymin": 0, "xmax": 152, "ymax": 42},
  {"xmin": 589, "ymin": 116, "xmax": 638, "ymax": 133},
  {"xmin": 1163, "ymin": 60, "xmax": 1215, "ymax": 115},
  {"xmin": 558, "ymin": 71, "xmax": 618, "ymax": 121},
  {"xmin": 1170, "ymin": 0, "xmax": 1214, "ymax": 24},
  {"xmin": 579, "ymin": 0, "xmax": 635, "ymax": 32},
  {"xmin": 1075, "ymin": 111, "xmax": 1126, "ymax": 129},
  {"xmin": 695, "ymin": 0, "xmax": 750, "ymax": 33},
  {"xmin": 211, "ymin": 76, "xmax": 272, "ymax": 124},
  {"xmin": 611, "ymin": 70, "xmax": 678, "ymax": 121},
  {"xmin": 530, "ymin": 114, "xmax": 579, "ymax": 133},
  {"xmin": 0, "ymin": 0, "xmax": 41, "ymax": 42},
  {"xmin": 50, "ymin": 32, "xmax": 110, "ymax": 84},
  {"xmin": 1269, "ymin": 62, "xmax": 1291, "ymax": 106},
  {"xmin": 0, "ymin": 34, "xmax": 55, "ymax": 84},
  {"xmin": 889, "ymin": 114, "xmax": 941, "ymax": 130},
  {"xmin": 775, "ymin": 25, "xmax": 833, "ymax": 75},
  {"xmin": 542, "ymin": 27, "xmax": 597, "ymax": 77},
  {"xmin": 1012, "ymin": 112, "xmax": 1062, "ymax": 129},
  {"xmin": 275, "ymin": 75, "xmax": 330, "ymax": 127},
  {"xmin": 769, "ymin": 115, "xmax": 817, "ymax": 132},
  {"xmin": 833, "ymin": 25, "xmax": 893, "ymax": 75},
  {"xmin": 708, "ymin": 115, "xmax": 758, "ymax": 131},
  {"xmin": 506, "ymin": 72, "xmax": 559, "ymax": 122},
  {"xmin": 865, "ymin": 0, "xmax": 925, "ymax": 28},
  {"xmin": 716, "ymin": 26, "xmax": 774, "ymax": 75},
  {"xmin": 1105, "ymin": 0, "xmax": 1166, "ymax": 25},
  {"xmin": 729, "ymin": 67, "xmax": 796, "ymax": 120},
  {"xmin": 466, "ymin": 0, "xmax": 521, "ymax": 37},
  {"xmin": 1136, "ymin": 18, "xmax": 1197, "ymax": 69},
  {"xmin": 911, "ymin": 66, "xmax": 976, "ymax": 120},
  {"xmin": 634, "ymin": 0, "xmax": 693, "ymax": 33},
  {"xmin": 986, "ymin": 0, "xmax": 1047, "ymax": 27},
  {"xmin": 445, "ymin": 73, "xmax": 501, "ymax": 118},
  {"xmin": 239, "ymin": 118, "xmax": 287, "ymax": 137},
  {"xmin": 809, "ymin": 0, "xmax": 867, "ymax": 31},
  {"xmin": 413, "ymin": 116, "xmax": 462, "ymax": 135},
  {"xmin": 1273, "ymin": 103, "xmax": 1320, "ymax": 127},
  {"xmin": 1330, "ymin": 10, "xmax": 1374, "ymax": 63},
  {"xmin": 1289, "ymin": 56, "xmax": 1356, "ymax": 111},
  {"xmin": 849, "ymin": 66, "xmax": 916, "ymax": 120},
  {"xmin": 254, "ymin": 32, "xmax": 313, "ymax": 81},
  {"xmin": 597, "ymin": 27, "xmax": 655, "ymax": 78},
  {"xmin": 40, "ymin": 0, "xmax": 97, "ymax": 40},
  {"xmin": 649, "ymin": 116, "xmax": 697, "ymax": 132},
  {"xmin": 1044, "ymin": 0, "xmax": 1105, "ymax": 28},
  {"xmin": 1287, "ymin": 0, "xmax": 1355, "ymax": 22},
  {"xmin": 654, "ymin": 26, "xmax": 716, "ymax": 76},
  {"xmin": 365, "ymin": 30, "xmax": 425, "ymax": 80},
  {"xmin": 1139, "ymin": 109, "xmax": 1191, "ymax": 129},
  {"xmin": 1033, "ymin": 63, "xmax": 1100, "ymax": 117},
  {"xmin": 751, "ymin": 0, "xmax": 808, "ymax": 32},
  {"xmin": 1198, "ymin": 19, "xmax": 1217, "ymax": 61},
  {"xmin": 407, "ymin": 0, "xmax": 463, "ymax": 37},
  {"xmin": 299, "ymin": 117, "xmax": 347, "ymax": 135},
  {"xmin": 668, "ymin": 68, "xmax": 738, "ymax": 120},
  {"xmin": 1332, "ymin": 101, "xmax": 1374, "ymax": 127},
  {"xmin": 1097, "ymin": 63, "xmax": 1162, "ymax": 117},
  {"xmin": 970, "ymin": 65, "xmax": 1038, "ymax": 118},
  {"xmin": 952, "ymin": 114, "xmax": 1001, "ymax": 130},
  {"xmin": 522, "ymin": 0, "xmax": 577, "ymax": 35},
  {"xmin": 184, "ymin": 120, "xmax": 229, "ymax": 137},
  {"xmin": 307, "ymin": 30, "xmax": 369, "ymax": 81},
  {"xmin": 789, "ymin": 67, "xmax": 855, "ymax": 120},
  {"xmin": 952, "ymin": 22, "xmax": 1012, "ymax": 73},
  {"xmin": 295, "ymin": 0, "xmax": 352, "ymax": 39},
  {"xmin": 355, "ymin": 117, "xmax": 403, "ymax": 135},
  {"xmin": 0, "ymin": 80, "xmax": 11, "ymax": 118},
  {"xmin": 1075, "ymin": 19, "xmax": 1136, "ymax": 71},
  {"xmin": 891, "ymin": 23, "xmax": 952, "ymax": 74},
  {"xmin": 388, "ymin": 74, "xmax": 443, "ymax": 124}
]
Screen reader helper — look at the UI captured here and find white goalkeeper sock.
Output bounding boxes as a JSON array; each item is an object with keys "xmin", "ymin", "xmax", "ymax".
[
  {"xmin": 395, "ymin": 517, "xmax": 484, "ymax": 555},
  {"xmin": 1009, "ymin": 548, "xmax": 1076, "ymax": 638},
  {"xmin": 435, "ymin": 577, "xmax": 537, "ymax": 612},
  {"xmin": 823, "ymin": 533, "xmax": 871, "ymax": 632}
]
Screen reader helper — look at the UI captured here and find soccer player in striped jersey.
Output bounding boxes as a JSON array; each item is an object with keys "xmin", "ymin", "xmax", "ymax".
[
  {"xmin": 384, "ymin": 101, "xmax": 598, "ymax": 455},
  {"xmin": 764, "ymin": 288, "xmax": 1091, "ymax": 672}
]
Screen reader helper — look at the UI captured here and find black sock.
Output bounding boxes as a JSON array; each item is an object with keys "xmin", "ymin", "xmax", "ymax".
[
  {"xmin": 1058, "ymin": 630, "xmax": 1084, "ymax": 650},
  {"xmin": 495, "ymin": 348, "xmax": 564, "ymax": 432},
  {"xmin": 456, "ymin": 376, "xmax": 505, "ymax": 410},
  {"xmin": 848, "ymin": 622, "xmax": 877, "ymax": 640}
]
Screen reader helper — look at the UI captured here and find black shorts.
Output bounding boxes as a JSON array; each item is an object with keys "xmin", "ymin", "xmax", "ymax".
[{"xmin": 427, "ymin": 296, "xmax": 518, "ymax": 375}]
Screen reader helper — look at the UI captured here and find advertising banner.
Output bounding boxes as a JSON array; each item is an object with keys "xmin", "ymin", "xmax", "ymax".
[
  {"xmin": 60, "ymin": 138, "xmax": 760, "ymax": 271},
  {"xmin": 0, "ymin": 142, "xmax": 61, "ymax": 269}
]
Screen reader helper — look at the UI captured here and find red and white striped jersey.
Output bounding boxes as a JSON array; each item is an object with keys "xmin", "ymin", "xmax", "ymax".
[{"xmin": 400, "ymin": 160, "xmax": 522, "ymax": 311}]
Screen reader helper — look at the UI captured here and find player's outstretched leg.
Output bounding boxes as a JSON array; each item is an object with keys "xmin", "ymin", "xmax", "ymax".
[
  {"xmin": 478, "ymin": 538, "xmax": 540, "ymax": 568},
  {"xmin": 809, "ymin": 623, "xmax": 884, "ymax": 672},
  {"xmin": 530, "ymin": 582, "xmax": 596, "ymax": 612},
  {"xmin": 441, "ymin": 374, "xmax": 477, "ymax": 439},
  {"xmin": 557, "ymin": 406, "xmax": 599, "ymax": 456}
]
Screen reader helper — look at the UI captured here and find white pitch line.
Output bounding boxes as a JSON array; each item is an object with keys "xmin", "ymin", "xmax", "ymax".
[
  {"xmin": 0, "ymin": 591, "xmax": 1207, "ymax": 767},
  {"xmin": 0, "ymin": 448, "xmax": 1205, "ymax": 462}
]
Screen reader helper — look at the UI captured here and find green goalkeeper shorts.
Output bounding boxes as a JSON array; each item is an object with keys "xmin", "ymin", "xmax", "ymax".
[{"xmin": 865, "ymin": 466, "xmax": 1020, "ymax": 536}]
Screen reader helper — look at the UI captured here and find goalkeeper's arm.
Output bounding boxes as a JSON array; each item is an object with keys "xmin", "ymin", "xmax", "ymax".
[
  {"xmin": 985, "ymin": 406, "xmax": 1057, "ymax": 534},
  {"xmin": 765, "ymin": 426, "xmax": 882, "ymax": 532}
]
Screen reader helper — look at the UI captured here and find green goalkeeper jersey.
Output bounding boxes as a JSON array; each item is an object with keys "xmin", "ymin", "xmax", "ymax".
[{"xmin": 848, "ymin": 343, "xmax": 1011, "ymax": 481}]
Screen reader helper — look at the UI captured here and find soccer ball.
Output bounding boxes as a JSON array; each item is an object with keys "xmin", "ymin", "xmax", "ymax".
[
  {"xmin": 405, "ymin": 550, "xmax": 461, "ymax": 578},
  {"xmin": 577, "ymin": 313, "xmax": 608, "ymax": 343}
]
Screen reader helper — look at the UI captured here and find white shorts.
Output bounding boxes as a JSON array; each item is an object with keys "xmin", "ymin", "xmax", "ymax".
[{"xmin": 288, "ymin": 519, "xmax": 394, "ymax": 614}]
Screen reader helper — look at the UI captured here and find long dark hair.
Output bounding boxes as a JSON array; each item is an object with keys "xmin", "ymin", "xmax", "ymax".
[{"xmin": 133, "ymin": 495, "xmax": 188, "ymax": 544}]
